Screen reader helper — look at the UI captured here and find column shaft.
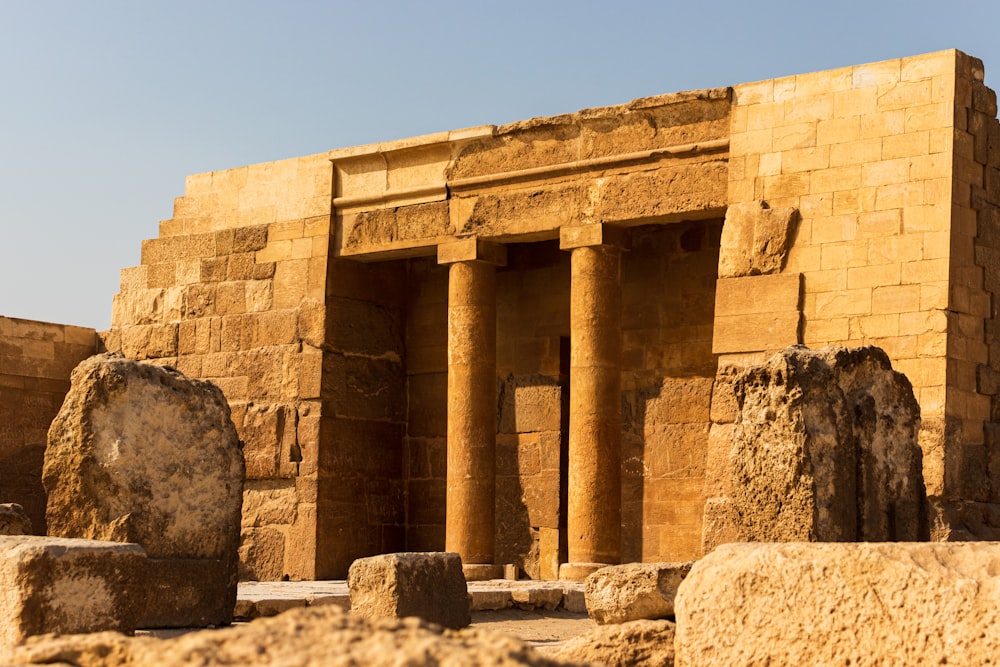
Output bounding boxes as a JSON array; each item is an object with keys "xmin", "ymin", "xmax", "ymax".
[
  {"xmin": 565, "ymin": 244, "xmax": 622, "ymax": 576},
  {"xmin": 445, "ymin": 260, "xmax": 497, "ymax": 567}
]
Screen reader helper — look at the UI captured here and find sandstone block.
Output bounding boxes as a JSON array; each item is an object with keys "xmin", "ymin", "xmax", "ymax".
[
  {"xmin": 0, "ymin": 535, "xmax": 146, "ymax": 647},
  {"xmin": 675, "ymin": 542, "xmax": 1000, "ymax": 667},
  {"xmin": 584, "ymin": 562, "xmax": 692, "ymax": 624},
  {"xmin": 718, "ymin": 201, "xmax": 798, "ymax": 278},
  {"xmin": 43, "ymin": 353, "xmax": 245, "ymax": 627},
  {"xmin": 0, "ymin": 504, "xmax": 32, "ymax": 536},
  {"xmin": 347, "ymin": 552, "xmax": 471, "ymax": 629},
  {"xmin": 726, "ymin": 345, "xmax": 926, "ymax": 542},
  {"xmin": 555, "ymin": 619, "xmax": 675, "ymax": 667},
  {"xmin": 8, "ymin": 605, "xmax": 563, "ymax": 667}
]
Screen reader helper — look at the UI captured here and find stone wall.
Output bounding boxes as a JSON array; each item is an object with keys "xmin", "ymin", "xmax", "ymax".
[
  {"xmin": 0, "ymin": 317, "xmax": 96, "ymax": 533},
  {"xmin": 713, "ymin": 49, "xmax": 1000, "ymax": 541}
]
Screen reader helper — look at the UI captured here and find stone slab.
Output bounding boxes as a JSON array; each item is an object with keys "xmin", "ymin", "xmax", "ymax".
[
  {"xmin": 675, "ymin": 542, "xmax": 1000, "ymax": 667},
  {"xmin": 0, "ymin": 535, "xmax": 146, "ymax": 647},
  {"xmin": 585, "ymin": 561, "xmax": 693, "ymax": 624},
  {"xmin": 347, "ymin": 552, "xmax": 471, "ymax": 629}
]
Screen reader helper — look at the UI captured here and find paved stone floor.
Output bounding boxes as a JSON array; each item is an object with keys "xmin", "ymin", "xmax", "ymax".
[{"xmin": 235, "ymin": 579, "xmax": 594, "ymax": 650}]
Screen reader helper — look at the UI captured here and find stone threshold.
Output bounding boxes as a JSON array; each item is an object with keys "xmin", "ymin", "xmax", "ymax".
[{"xmin": 235, "ymin": 579, "xmax": 586, "ymax": 621}]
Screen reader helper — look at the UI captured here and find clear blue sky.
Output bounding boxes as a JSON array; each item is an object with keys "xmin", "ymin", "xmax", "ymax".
[{"xmin": 2, "ymin": 0, "xmax": 999, "ymax": 329}]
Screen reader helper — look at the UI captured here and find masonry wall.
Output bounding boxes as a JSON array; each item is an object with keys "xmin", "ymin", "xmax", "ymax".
[
  {"xmin": 0, "ymin": 317, "xmax": 96, "ymax": 533},
  {"xmin": 717, "ymin": 50, "xmax": 963, "ymax": 533},
  {"xmin": 103, "ymin": 154, "xmax": 335, "ymax": 580}
]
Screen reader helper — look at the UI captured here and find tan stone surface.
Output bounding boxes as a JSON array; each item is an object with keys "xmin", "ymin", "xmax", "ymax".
[
  {"xmin": 43, "ymin": 353, "xmax": 244, "ymax": 626},
  {"xmin": 347, "ymin": 552, "xmax": 471, "ymax": 629},
  {"xmin": 554, "ymin": 619, "xmax": 675, "ymax": 667},
  {"xmin": 584, "ymin": 562, "xmax": 692, "ymax": 624},
  {"xmin": 723, "ymin": 345, "xmax": 925, "ymax": 542},
  {"xmin": 0, "ymin": 536, "xmax": 145, "ymax": 648},
  {"xmin": 675, "ymin": 542, "xmax": 1000, "ymax": 667},
  {"xmin": 718, "ymin": 201, "xmax": 798, "ymax": 277},
  {"xmin": 7, "ymin": 605, "xmax": 576, "ymax": 667},
  {"xmin": 0, "ymin": 504, "xmax": 31, "ymax": 535}
]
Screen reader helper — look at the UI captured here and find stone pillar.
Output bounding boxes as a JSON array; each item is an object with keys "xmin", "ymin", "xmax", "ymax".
[
  {"xmin": 437, "ymin": 237, "xmax": 507, "ymax": 581},
  {"xmin": 558, "ymin": 224, "xmax": 627, "ymax": 581}
]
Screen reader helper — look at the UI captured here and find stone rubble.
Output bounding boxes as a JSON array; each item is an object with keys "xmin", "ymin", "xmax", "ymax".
[
  {"xmin": 0, "ymin": 535, "xmax": 146, "ymax": 649},
  {"xmin": 584, "ymin": 561, "xmax": 692, "ymax": 624},
  {"xmin": 347, "ymin": 552, "xmax": 471, "ymax": 629},
  {"xmin": 675, "ymin": 541, "xmax": 1000, "ymax": 667},
  {"xmin": 0, "ymin": 504, "xmax": 32, "ymax": 536},
  {"xmin": 43, "ymin": 353, "xmax": 244, "ymax": 628}
]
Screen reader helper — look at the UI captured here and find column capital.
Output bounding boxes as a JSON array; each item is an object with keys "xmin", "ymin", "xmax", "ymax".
[
  {"xmin": 437, "ymin": 237, "xmax": 507, "ymax": 266},
  {"xmin": 559, "ymin": 223, "xmax": 630, "ymax": 251}
]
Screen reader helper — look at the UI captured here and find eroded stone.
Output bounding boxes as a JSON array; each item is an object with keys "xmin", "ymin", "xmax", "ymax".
[
  {"xmin": 675, "ymin": 542, "xmax": 1000, "ymax": 667},
  {"xmin": 585, "ymin": 561, "xmax": 692, "ymax": 624},
  {"xmin": 348, "ymin": 552, "xmax": 471, "ymax": 629},
  {"xmin": 43, "ymin": 353, "xmax": 244, "ymax": 627}
]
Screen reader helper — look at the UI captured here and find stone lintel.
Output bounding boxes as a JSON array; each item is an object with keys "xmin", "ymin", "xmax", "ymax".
[
  {"xmin": 437, "ymin": 237, "xmax": 508, "ymax": 266},
  {"xmin": 559, "ymin": 223, "xmax": 630, "ymax": 251}
]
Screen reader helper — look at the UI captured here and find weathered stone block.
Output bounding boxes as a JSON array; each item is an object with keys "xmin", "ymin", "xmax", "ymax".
[
  {"xmin": 725, "ymin": 345, "xmax": 926, "ymax": 543},
  {"xmin": 675, "ymin": 542, "xmax": 1000, "ymax": 667},
  {"xmin": 585, "ymin": 561, "xmax": 692, "ymax": 624},
  {"xmin": 347, "ymin": 552, "xmax": 470, "ymax": 629},
  {"xmin": 718, "ymin": 201, "xmax": 798, "ymax": 278},
  {"xmin": 555, "ymin": 619, "xmax": 675, "ymax": 667},
  {"xmin": 43, "ymin": 353, "xmax": 244, "ymax": 627},
  {"xmin": 0, "ymin": 536, "xmax": 145, "ymax": 646},
  {"xmin": 0, "ymin": 504, "xmax": 31, "ymax": 535}
]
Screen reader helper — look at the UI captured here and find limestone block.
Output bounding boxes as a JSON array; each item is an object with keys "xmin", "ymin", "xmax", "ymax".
[
  {"xmin": 675, "ymin": 542, "xmax": 1000, "ymax": 667},
  {"xmin": 347, "ymin": 552, "xmax": 471, "ymax": 629},
  {"xmin": 0, "ymin": 536, "xmax": 146, "ymax": 647},
  {"xmin": 555, "ymin": 619, "xmax": 675, "ymax": 667},
  {"xmin": 718, "ymin": 201, "xmax": 798, "ymax": 278},
  {"xmin": 8, "ymin": 605, "xmax": 564, "ymax": 667},
  {"xmin": 584, "ymin": 562, "xmax": 692, "ymax": 624},
  {"xmin": 728, "ymin": 345, "xmax": 926, "ymax": 542},
  {"xmin": 0, "ymin": 504, "xmax": 32, "ymax": 536},
  {"xmin": 43, "ymin": 353, "xmax": 245, "ymax": 627}
]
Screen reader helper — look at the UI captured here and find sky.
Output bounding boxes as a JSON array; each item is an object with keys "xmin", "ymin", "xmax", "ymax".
[{"xmin": 2, "ymin": 0, "xmax": 1000, "ymax": 330}]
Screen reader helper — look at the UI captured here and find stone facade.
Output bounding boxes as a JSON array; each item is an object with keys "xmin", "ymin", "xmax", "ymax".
[
  {"xmin": 0, "ymin": 317, "xmax": 97, "ymax": 534},
  {"xmin": 0, "ymin": 49, "xmax": 990, "ymax": 580}
]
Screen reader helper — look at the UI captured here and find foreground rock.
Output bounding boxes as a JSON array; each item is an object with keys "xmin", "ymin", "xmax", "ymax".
[
  {"xmin": 675, "ymin": 542, "xmax": 1000, "ymax": 666},
  {"xmin": 348, "ymin": 552, "xmax": 471, "ymax": 629},
  {"xmin": 585, "ymin": 562, "xmax": 691, "ymax": 624},
  {"xmin": 43, "ymin": 353, "xmax": 244, "ymax": 628},
  {"xmin": 555, "ymin": 619, "xmax": 675, "ymax": 666},
  {"xmin": 7, "ymin": 605, "xmax": 575, "ymax": 666},
  {"xmin": 0, "ymin": 536, "xmax": 146, "ymax": 647},
  {"xmin": 724, "ymin": 346, "xmax": 925, "ymax": 543},
  {"xmin": 0, "ymin": 504, "xmax": 32, "ymax": 535}
]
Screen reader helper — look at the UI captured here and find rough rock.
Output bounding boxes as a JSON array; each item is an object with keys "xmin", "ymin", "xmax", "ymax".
[
  {"xmin": 674, "ymin": 542, "xmax": 1000, "ymax": 667},
  {"xmin": 728, "ymin": 345, "xmax": 926, "ymax": 542},
  {"xmin": 555, "ymin": 619, "xmax": 675, "ymax": 667},
  {"xmin": 584, "ymin": 561, "xmax": 692, "ymax": 624},
  {"xmin": 0, "ymin": 504, "xmax": 32, "ymax": 535},
  {"xmin": 7, "ymin": 605, "xmax": 574, "ymax": 667},
  {"xmin": 348, "ymin": 552, "xmax": 471, "ymax": 629},
  {"xmin": 43, "ymin": 353, "xmax": 244, "ymax": 627},
  {"xmin": 0, "ymin": 535, "xmax": 146, "ymax": 648}
]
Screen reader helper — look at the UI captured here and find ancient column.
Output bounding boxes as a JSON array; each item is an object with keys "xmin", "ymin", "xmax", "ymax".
[
  {"xmin": 558, "ymin": 224, "xmax": 626, "ymax": 581},
  {"xmin": 437, "ymin": 237, "xmax": 506, "ymax": 581}
]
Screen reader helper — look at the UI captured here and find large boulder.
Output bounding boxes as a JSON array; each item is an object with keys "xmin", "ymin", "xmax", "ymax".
[
  {"xmin": 43, "ymin": 353, "xmax": 244, "ymax": 628},
  {"xmin": 675, "ymin": 542, "xmax": 1000, "ymax": 666},
  {"xmin": 584, "ymin": 562, "xmax": 692, "ymax": 624},
  {"xmin": 0, "ymin": 535, "xmax": 146, "ymax": 648},
  {"xmin": 348, "ymin": 552, "xmax": 471, "ymax": 629},
  {"xmin": 7, "ymin": 605, "xmax": 573, "ymax": 667},
  {"xmin": 554, "ymin": 619, "xmax": 675, "ymax": 666},
  {"xmin": 0, "ymin": 504, "xmax": 32, "ymax": 535},
  {"xmin": 728, "ymin": 345, "xmax": 926, "ymax": 542}
]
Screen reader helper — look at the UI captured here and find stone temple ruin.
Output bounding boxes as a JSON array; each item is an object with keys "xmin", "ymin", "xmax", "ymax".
[
  {"xmin": 3, "ymin": 49, "xmax": 1000, "ymax": 658},
  {"xmin": 5, "ymin": 47, "xmax": 1000, "ymax": 579}
]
